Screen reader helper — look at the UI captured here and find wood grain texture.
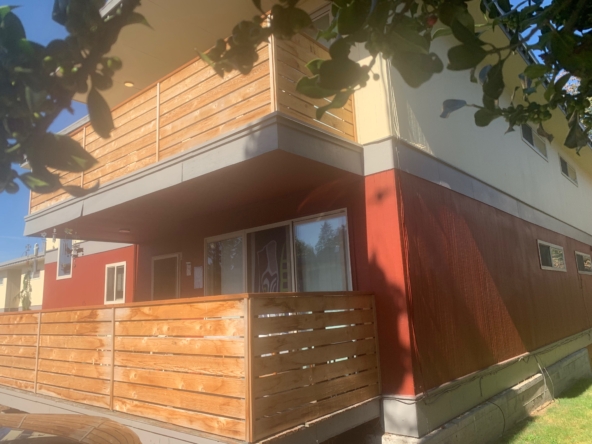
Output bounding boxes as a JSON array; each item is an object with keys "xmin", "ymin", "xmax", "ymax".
[
  {"xmin": 37, "ymin": 371, "xmax": 110, "ymax": 395},
  {"xmin": 40, "ymin": 321, "xmax": 111, "ymax": 336},
  {"xmin": 0, "ymin": 313, "xmax": 39, "ymax": 324},
  {"xmin": 115, "ymin": 318, "xmax": 244, "ymax": 337},
  {"xmin": 37, "ymin": 384, "xmax": 110, "ymax": 409},
  {"xmin": 114, "ymin": 398, "xmax": 245, "ymax": 439},
  {"xmin": 42, "ymin": 309, "xmax": 111, "ymax": 323},
  {"xmin": 114, "ymin": 352, "xmax": 244, "ymax": 377},
  {"xmin": 115, "ymin": 299, "xmax": 244, "ymax": 321},
  {"xmin": 38, "ymin": 358, "xmax": 110, "ymax": 380},
  {"xmin": 114, "ymin": 367, "xmax": 245, "ymax": 398},
  {"xmin": 114, "ymin": 381, "xmax": 245, "ymax": 419},
  {"xmin": 39, "ymin": 348, "xmax": 110, "ymax": 364},
  {"xmin": 252, "ymin": 309, "xmax": 374, "ymax": 335},
  {"xmin": 114, "ymin": 336, "xmax": 244, "ymax": 356}
]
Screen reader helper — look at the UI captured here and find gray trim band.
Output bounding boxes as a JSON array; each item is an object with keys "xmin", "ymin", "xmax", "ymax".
[
  {"xmin": 25, "ymin": 113, "xmax": 363, "ymax": 236},
  {"xmin": 364, "ymin": 136, "xmax": 592, "ymax": 246}
]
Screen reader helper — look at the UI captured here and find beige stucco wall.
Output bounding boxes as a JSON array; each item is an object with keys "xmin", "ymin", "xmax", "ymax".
[
  {"xmin": 353, "ymin": 5, "xmax": 592, "ymax": 237},
  {"xmin": 0, "ymin": 259, "xmax": 45, "ymax": 311}
]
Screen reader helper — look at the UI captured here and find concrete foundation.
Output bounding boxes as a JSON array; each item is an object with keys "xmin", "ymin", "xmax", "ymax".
[{"xmin": 382, "ymin": 347, "xmax": 592, "ymax": 443}]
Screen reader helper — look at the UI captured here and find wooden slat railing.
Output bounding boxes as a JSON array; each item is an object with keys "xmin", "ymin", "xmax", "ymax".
[
  {"xmin": 30, "ymin": 34, "xmax": 357, "ymax": 215},
  {"xmin": 0, "ymin": 293, "xmax": 377, "ymax": 442}
]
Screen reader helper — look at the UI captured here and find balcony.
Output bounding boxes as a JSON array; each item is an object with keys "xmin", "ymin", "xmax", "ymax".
[
  {"xmin": 30, "ymin": 33, "xmax": 357, "ymax": 215},
  {"xmin": 0, "ymin": 292, "xmax": 379, "ymax": 442}
]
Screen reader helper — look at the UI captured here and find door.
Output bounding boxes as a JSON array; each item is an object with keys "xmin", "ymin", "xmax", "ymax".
[{"xmin": 152, "ymin": 254, "xmax": 180, "ymax": 300}]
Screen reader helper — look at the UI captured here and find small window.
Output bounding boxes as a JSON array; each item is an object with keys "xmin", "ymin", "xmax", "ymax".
[
  {"xmin": 57, "ymin": 239, "xmax": 73, "ymax": 279},
  {"xmin": 559, "ymin": 156, "xmax": 578, "ymax": 185},
  {"xmin": 537, "ymin": 240, "xmax": 567, "ymax": 272},
  {"xmin": 575, "ymin": 252, "xmax": 592, "ymax": 275},
  {"xmin": 105, "ymin": 262, "xmax": 126, "ymax": 304},
  {"xmin": 521, "ymin": 124, "xmax": 548, "ymax": 159}
]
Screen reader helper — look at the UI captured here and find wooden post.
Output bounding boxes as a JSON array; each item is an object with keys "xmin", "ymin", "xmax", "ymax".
[
  {"xmin": 370, "ymin": 294, "xmax": 382, "ymax": 395},
  {"xmin": 155, "ymin": 83, "xmax": 161, "ymax": 162},
  {"xmin": 268, "ymin": 35, "xmax": 277, "ymax": 113},
  {"xmin": 244, "ymin": 297, "xmax": 254, "ymax": 442},
  {"xmin": 33, "ymin": 312, "xmax": 41, "ymax": 394},
  {"xmin": 80, "ymin": 126, "xmax": 86, "ymax": 187},
  {"xmin": 109, "ymin": 306, "xmax": 116, "ymax": 411}
]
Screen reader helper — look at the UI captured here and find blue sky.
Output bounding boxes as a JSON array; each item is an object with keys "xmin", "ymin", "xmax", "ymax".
[{"xmin": 0, "ymin": 1, "xmax": 87, "ymax": 262}]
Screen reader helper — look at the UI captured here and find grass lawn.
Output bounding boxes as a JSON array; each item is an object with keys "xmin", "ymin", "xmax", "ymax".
[{"xmin": 499, "ymin": 378, "xmax": 592, "ymax": 443}]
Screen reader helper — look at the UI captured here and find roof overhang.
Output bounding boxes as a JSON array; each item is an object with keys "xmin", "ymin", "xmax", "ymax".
[{"xmin": 24, "ymin": 114, "xmax": 363, "ymax": 243}]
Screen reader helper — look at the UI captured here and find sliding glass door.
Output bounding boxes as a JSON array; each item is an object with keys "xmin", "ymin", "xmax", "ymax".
[{"xmin": 204, "ymin": 211, "xmax": 351, "ymax": 295}]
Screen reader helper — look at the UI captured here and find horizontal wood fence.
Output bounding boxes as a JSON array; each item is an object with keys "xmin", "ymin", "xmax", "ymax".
[
  {"xmin": 30, "ymin": 33, "xmax": 357, "ymax": 214},
  {"xmin": 0, "ymin": 293, "xmax": 378, "ymax": 442}
]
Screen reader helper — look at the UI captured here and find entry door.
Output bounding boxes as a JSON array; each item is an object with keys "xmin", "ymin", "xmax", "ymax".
[{"xmin": 152, "ymin": 254, "xmax": 180, "ymax": 300}]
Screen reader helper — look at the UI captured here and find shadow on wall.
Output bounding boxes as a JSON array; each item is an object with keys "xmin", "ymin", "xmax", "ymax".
[{"xmin": 399, "ymin": 171, "xmax": 592, "ymax": 392}]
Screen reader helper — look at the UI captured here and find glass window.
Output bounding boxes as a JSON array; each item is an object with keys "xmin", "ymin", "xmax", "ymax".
[
  {"xmin": 57, "ymin": 239, "xmax": 73, "ymax": 278},
  {"xmin": 576, "ymin": 252, "xmax": 592, "ymax": 274},
  {"xmin": 294, "ymin": 214, "xmax": 349, "ymax": 291},
  {"xmin": 105, "ymin": 263, "xmax": 125, "ymax": 304},
  {"xmin": 521, "ymin": 124, "xmax": 547, "ymax": 159},
  {"xmin": 538, "ymin": 241, "xmax": 566, "ymax": 271},
  {"xmin": 206, "ymin": 237, "xmax": 244, "ymax": 295},
  {"xmin": 560, "ymin": 156, "xmax": 578, "ymax": 184},
  {"xmin": 248, "ymin": 225, "xmax": 291, "ymax": 293}
]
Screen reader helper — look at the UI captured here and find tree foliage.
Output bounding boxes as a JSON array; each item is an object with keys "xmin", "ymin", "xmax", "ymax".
[
  {"xmin": 0, "ymin": 0, "xmax": 590, "ymax": 198},
  {"xmin": 0, "ymin": 0, "xmax": 146, "ymax": 196},
  {"xmin": 207, "ymin": 0, "xmax": 592, "ymax": 152}
]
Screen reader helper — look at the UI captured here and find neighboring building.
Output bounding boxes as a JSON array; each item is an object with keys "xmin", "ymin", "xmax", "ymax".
[
  {"xmin": 0, "ymin": 250, "xmax": 44, "ymax": 312},
  {"xmin": 1, "ymin": 1, "xmax": 591, "ymax": 443},
  {"xmin": 42, "ymin": 237, "xmax": 136, "ymax": 309}
]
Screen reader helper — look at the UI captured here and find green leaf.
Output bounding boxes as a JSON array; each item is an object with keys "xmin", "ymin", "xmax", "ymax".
[
  {"xmin": 337, "ymin": 0, "xmax": 369, "ymax": 35},
  {"xmin": 483, "ymin": 61, "xmax": 505, "ymax": 100},
  {"xmin": 87, "ymin": 88, "xmax": 114, "ymax": 139},
  {"xmin": 524, "ymin": 64, "xmax": 551, "ymax": 79},
  {"xmin": 0, "ymin": 5, "xmax": 19, "ymax": 20},
  {"xmin": 252, "ymin": 0, "xmax": 264, "ymax": 13},
  {"xmin": 478, "ymin": 65, "xmax": 491, "ymax": 85},
  {"xmin": 537, "ymin": 124, "xmax": 554, "ymax": 143},
  {"xmin": 296, "ymin": 76, "xmax": 339, "ymax": 99},
  {"xmin": 287, "ymin": 8, "xmax": 312, "ymax": 34},
  {"xmin": 34, "ymin": 133, "xmax": 98, "ymax": 173},
  {"xmin": 440, "ymin": 99, "xmax": 467, "ymax": 118},
  {"xmin": 306, "ymin": 59, "xmax": 324, "ymax": 75},
  {"xmin": 432, "ymin": 27, "xmax": 452, "ymax": 39},
  {"xmin": 391, "ymin": 52, "xmax": 443, "ymax": 88},
  {"xmin": 447, "ymin": 44, "xmax": 487, "ymax": 71},
  {"xmin": 318, "ymin": 58, "xmax": 362, "ymax": 91},
  {"xmin": 19, "ymin": 170, "xmax": 60, "ymax": 194},
  {"xmin": 389, "ymin": 17, "xmax": 429, "ymax": 54},
  {"xmin": 450, "ymin": 19, "xmax": 482, "ymax": 46},
  {"xmin": 126, "ymin": 12, "xmax": 152, "ymax": 28},
  {"xmin": 316, "ymin": 90, "xmax": 354, "ymax": 120},
  {"xmin": 544, "ymin": 83, "xmax": 555, "ymax": 102},
  {"xmin": 329, "ymin": 38, "xmax": 350, "ymax": 60},
  {"xmin": 474, "ymin": 108, "xmax": 498, "ymax": 126},
  {"xmin": 565, "ymin": 115, "xmax": 589, "ymax": 149},
  {"xmin": 2, "ymin": 11, "xmax": 25, "ymax": 44}
]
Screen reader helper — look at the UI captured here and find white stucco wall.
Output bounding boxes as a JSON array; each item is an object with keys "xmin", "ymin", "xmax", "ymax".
[{"xmin": 353, "ymin": 7, "xmax": 592, "ymax": 237}]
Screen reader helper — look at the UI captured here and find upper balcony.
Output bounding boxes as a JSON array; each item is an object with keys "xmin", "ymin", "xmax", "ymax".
[{"xmin": 29, "ymin": 33, "xmax": 357, "ymax": 215}]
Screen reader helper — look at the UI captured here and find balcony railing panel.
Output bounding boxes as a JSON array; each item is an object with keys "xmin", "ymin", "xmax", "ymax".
[
  {"xmin": 0, "ymin": 293, "xmax": 377, "ymax": 442},
  {"xmin": 29, "ymin": 34, "xmax": 358, "ymax": 215}
]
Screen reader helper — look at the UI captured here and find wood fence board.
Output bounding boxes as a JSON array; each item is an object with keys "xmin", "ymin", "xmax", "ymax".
[
  {"xmin": 0, "ymin": 356, "xmax": 36, "ymax": 369},
  {"xmin": 253, "ymin": 384, "xmax": 379, "ymax": 440},
  {"xmin": 0, "ymin": 324, "xmax": 39, "ymax": 335},
  {"xmin": 0, "ymin": 335, "xmax": 37, "ymax": 346},
  {"xmin": 37, "ymin": 384, "xmax": 110, "ymax": 409},
  {"xmin": 115, "ymin": 300, "xmax": 244, "ymax": 321},
  {"xmin": 253, "ymin": 339, "xmax": 376, "ymax": 376},
  {"xmin": 0, "ymin": 376, "xmax": 34, "ymax": 391},
  {"xmin": 0, "ymin": 365, "xmax": 35, "ymax": 381},
  {"xmin": 114, "ymin": 352, "xmax": 244, "ymax": 378},
  {"xmin": 114, "ymin": 367, "xmax": 245, "ymax": 398},
  {"xmin": 253, "ymin": 354, "xmax": 377, "ymax": 397},
  {"xmin": 38, "ymin": 359, "xmax": 110, "ymax": 380},
  {"xmin": 0, "ymin": 345, "xmax": 36, "ymax": 358},
  {"xmin": 37, "ymin": 372, "xmax": 110, "ymax": 395},
  {"xmin": 113, "ymin": 398, "xmax": 245, "ymax": 440},
  {"xmin": 39, "ymin": 348, "xmax": 111, "ymax": 365},
  {"xmin": 42, "ymin": 309, "xmax": 111, "ymax": 324},
  {"xmin": 252, "ymin": 309, "xmax": 374, "ymax": 335},
  {"xmin": 114, "ymin": 336, "xmax": 244, "ymax": 357},
  {"xmin": 40, "ymin": 322, "xmax": 111, "ymax": 336},
  {"xmin": 39, "ymin": 335, "xmax": 110, "ymax": 350},
  {"xmin": 254, "ymin": 368, "xmax": 378, "ymax": 418},
  {"xmin": 115, "ymin": 318, "xmax": 244, "ymax": 337},
  {"xmin": 251, "ymin": 294, "xmax": 372, "ymax": 315},
  {"xmin": 114, "ymin": 381, "xmax": 245, "ymax": 419},
  {"xmin": 0, "ymin": 313, "xmax": 39, "ymax": 325}
]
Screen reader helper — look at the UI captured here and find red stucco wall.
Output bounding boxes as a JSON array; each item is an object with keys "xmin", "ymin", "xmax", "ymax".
[
  {"xmin": 399, "ymin": 171, "xmax": 592, "ymax": 393},
  {"xmin": 43, "ymin": 245, "xmax": 137, "ymax": 309}
]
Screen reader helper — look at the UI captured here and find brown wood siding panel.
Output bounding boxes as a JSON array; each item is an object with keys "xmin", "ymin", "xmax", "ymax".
[
  {"xmin": 38, "ymin": 358, "xmax": 111, "ymax": 380},
  {"xmin": 37, "ymin": 384, "xmax": 110, "ymax": 409},
  {"xmin": 0, "ymin": 313, "xmax": 39, "ymax": 324},
  {"xmin": 115, "ymin": 299, "xmax": 244, "ymax": 321},
  {"xmin": 114, "ymin": 336, "xmax": 244, "ymax": 357},
  {"xmin": 42, "ymin": 309, "xmax": 112, "ymax": 323},
  {"xmin": 274, "ymin": 35, "xmax": 356, "ymax": 142}
]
